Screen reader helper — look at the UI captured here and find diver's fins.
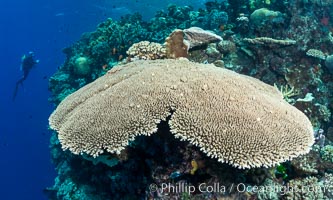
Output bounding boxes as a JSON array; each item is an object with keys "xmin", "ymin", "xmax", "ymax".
[
  {"xmin": 12, "ymin": 84, "xmax": 19, "ymax": 101},
  {"xmin": 12, "ymin": 79, "xmax": 24, "ymax": 101}
]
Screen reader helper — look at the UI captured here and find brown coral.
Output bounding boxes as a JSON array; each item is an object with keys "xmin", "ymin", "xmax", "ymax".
[
  {"xmin": 49, "ymin": 59, "xmax": 314, "ymax": 169},
  {"xmin": 165, "ymin": 29, "xmax": 188, "ymax": 58},
  {"xmin": 165, "ymin": 27, "xmax": 222, "ymax": 59}
]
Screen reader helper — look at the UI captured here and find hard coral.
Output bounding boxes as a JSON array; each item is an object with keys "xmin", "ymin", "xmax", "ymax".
[
  {"xmin": 165, "ymin": 29, "xmax": 189, "ymax": 58},
  {"xmin": 49, "ymin": 59, "xmax": 314, "ymax": 169},
  {"xmin": 306, "ymin": 49, "xmax": 326, "ymax": 60},
  {"xmin": 126, "ymin": 41, "xmax": 166, "ymax": 61},
  {"xmin": 183, "ymin": 27, "xmax": 222, "ymax": 49},
  {"xmin": 74, "ymin": 56, "xmax": 91, "ymax": 76},
  {"xmin": 165, "ymin": 27, "xmax": 222, "ymax": 59}
]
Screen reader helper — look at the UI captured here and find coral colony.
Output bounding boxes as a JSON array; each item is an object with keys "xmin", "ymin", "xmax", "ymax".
[{"xmin": 45, "ymin": 1, "xmax": 333, "ymax": 199}]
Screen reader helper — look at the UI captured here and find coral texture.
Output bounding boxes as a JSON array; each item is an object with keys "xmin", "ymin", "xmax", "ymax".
[
  {"xmin": 165, "ymin": 29, "xmax": 189, "ymax": 58},
  {"xmin": 217, "ymin": 40, "xmax": 237, "ymax": 54},
  {"xmin": 49, "ymin": 59, "xmax": 314, "ymax": 169},
  {"xmin": 126, "ymin": 41, "xmax": 166, "ymax": 60},
  {"xmin": 244, "ymin": 37, "xmax": 296, "ymax": 46},
  {"xmin": 165, "ymin": 27, "xmax": 222, "ymax": 59},
  {"xmin": 306, "ymin": 49, "xmax": 326, "ymax": 60},
  {"xmin": 74, "ymin": 56, "xmax": 90, "ymax": 76},
  {"xmin": 183, "ymin": 27, "xmax": 222, "ymax": 49}
]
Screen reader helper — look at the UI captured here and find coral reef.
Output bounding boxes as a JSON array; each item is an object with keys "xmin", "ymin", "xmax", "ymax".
[
  {"xmin": 249, "ymin": 8, "xmax": 285, "ymax": 35},
  {"xmin": 285, "ymin": 176, "xmax": 325, "ymax": 200},
  {"xmin": 217, "ymin": 40, "xmax": 236, "ymax": 54},
  {"xmin": 321, "ymin": 145, "xmax": 333, "ymax": 163},
  {"xmin": 46, "ymin": 1, "xmax": 333, "ymax": 199},
  {"xmin": 199, "ymin": 8, "xmax": 229, "ymax": 31}
]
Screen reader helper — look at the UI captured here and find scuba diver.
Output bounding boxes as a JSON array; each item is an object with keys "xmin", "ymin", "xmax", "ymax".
[{"xmin": 12, "ymin": 51, "xmax": 40, "ymax": 101}]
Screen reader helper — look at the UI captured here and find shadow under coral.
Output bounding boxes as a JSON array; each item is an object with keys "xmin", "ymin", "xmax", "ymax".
[{"xmin": 45, "ymin": 116, "xmax": 271, "ymax": 199}]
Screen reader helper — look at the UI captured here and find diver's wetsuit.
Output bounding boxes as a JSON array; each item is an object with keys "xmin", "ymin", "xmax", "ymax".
[{"xmin": 12, "ymin": 53, "xmax": 39, "ymax": 101}]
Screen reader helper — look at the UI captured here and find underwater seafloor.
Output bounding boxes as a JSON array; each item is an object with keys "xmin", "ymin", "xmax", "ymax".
[{"xmin": 45, "ymin": 1, "xmax": 333, "ymax": 199}]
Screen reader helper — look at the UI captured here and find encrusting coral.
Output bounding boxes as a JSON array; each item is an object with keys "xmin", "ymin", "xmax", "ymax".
[
  {"xmin": 49, "ymin": 59, "xmax": 314, "ymax": 169},
  {"xmin": 165, "ymin": 29, "xmax": 188, "ymax": 58}
]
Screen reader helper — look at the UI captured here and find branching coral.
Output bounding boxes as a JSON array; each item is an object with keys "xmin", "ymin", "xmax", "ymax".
[
  {"xmin": 274, "ymin": 84, "xmax": 300, "ymax": 103},
  {"xmin": 285, "ymin": 176, "xmax": 325, "ymax": 200},
  {"xmin": 321, "ymin": 145, "xmax": 333, "ymax": 163},
  {"xmin": 244, "ymin": 37, "xmax": 296, "ymax": 46}
]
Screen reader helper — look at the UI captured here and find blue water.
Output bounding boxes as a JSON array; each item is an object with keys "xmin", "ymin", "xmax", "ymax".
[{"xmin": 0, "ymin": 1, "xmax": 206, "ymax": 199}]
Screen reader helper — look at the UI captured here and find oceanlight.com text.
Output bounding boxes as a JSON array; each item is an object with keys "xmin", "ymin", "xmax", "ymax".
[{"xmin": 148, "ymin": 182, "xmax": 333, "ymax": 196}]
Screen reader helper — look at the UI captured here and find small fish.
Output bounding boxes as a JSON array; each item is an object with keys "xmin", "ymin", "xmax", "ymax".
[
  {"xmin": 170, "ymin": 171, "xmax": 182, "ymax": 179},
  {"xmin": 190, "ymin": 160, "xmax": 198, "ymax": 175},
  {"xmin": 112, "ymin": 47, "xmax": 117, "ymax": 55},
  {"xmin": 118, "ymin": 55, "xmax": 123, "ymax": 61},
  {"xmin": 102, "ymin": 64, "xmax": 108, "ymax": 70}
]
